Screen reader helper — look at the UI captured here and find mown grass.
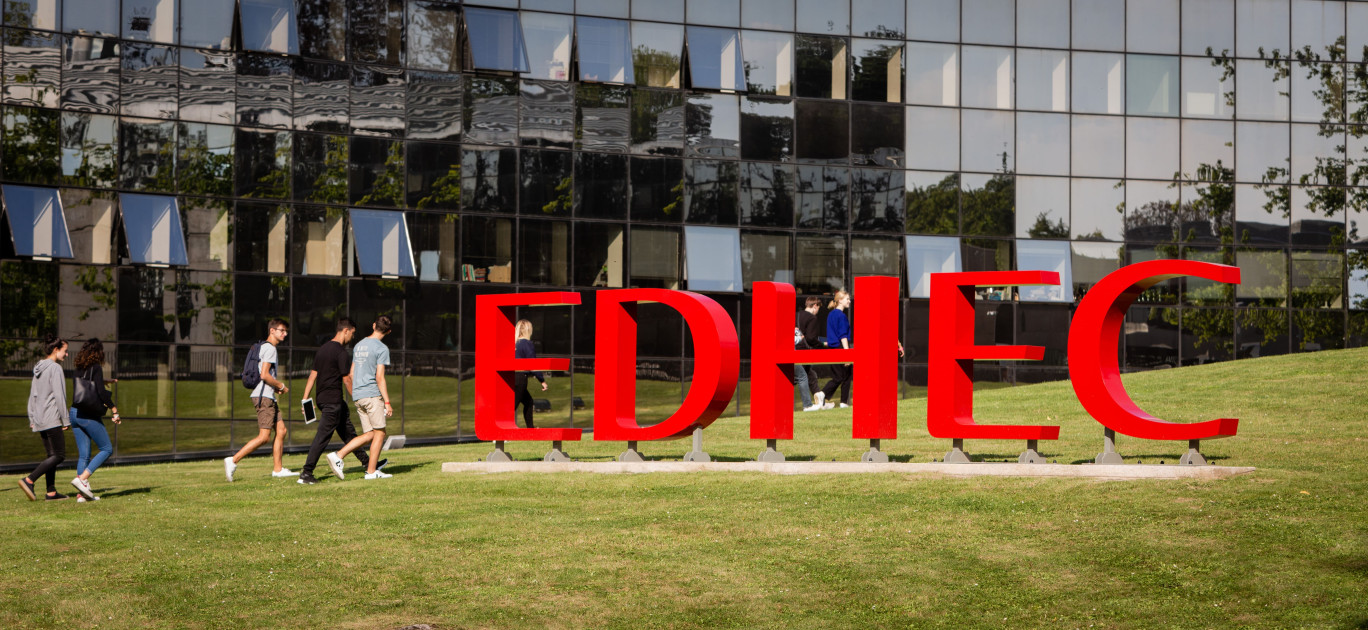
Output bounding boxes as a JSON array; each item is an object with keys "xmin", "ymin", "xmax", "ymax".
[{"xmin": 2, "ymin": 348, "xmax": 1366, "ymax": 629}]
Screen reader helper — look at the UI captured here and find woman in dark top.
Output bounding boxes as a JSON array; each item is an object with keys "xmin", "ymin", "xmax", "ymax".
[
  {"xmin": 514, "ymin": 319, "xmax": 548, "ymax": 429},
  {"xmin": 69, "ymin": 338, "xmax": 119, "ymax": 502}
]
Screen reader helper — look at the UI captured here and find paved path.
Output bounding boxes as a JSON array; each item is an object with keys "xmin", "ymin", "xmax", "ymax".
[{"xmin": 441, "ymin": 461, "xmax": 1256, "ymax": 480}]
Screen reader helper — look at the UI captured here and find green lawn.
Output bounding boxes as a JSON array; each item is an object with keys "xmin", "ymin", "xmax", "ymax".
[{"xmin": 2, "ymin": 348, "xmax": 1366, "ymax": 629}]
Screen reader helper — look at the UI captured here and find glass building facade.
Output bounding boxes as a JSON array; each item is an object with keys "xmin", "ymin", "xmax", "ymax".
[{"xmin": 1, "ymin": 0, "xmax": 1366, "ymax": 468}]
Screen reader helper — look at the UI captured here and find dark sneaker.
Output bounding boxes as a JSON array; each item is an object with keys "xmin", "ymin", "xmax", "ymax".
[
  {"xmin": 374, "ymin": 458, "xmax": 388, "ymax": 472},
  {"xmin": 297, "ymin": 473, "xmax": 317, "ymax": 485},
  {"xmin": 45, "ymin": 492, "xmax": 69, "ymax": 501},
  {"xmin": 18, "ymin": 478, "xmax": 36, "ymax": 501}
]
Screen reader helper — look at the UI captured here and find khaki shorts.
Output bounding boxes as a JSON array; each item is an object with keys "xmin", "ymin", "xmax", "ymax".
[
  {"xmin": 253, "ymin": 398, "xmax": 281, "ymax": 430},
  {"xmin": 355, "ymin": 396, "xmax": 387, "ymax": 433}
]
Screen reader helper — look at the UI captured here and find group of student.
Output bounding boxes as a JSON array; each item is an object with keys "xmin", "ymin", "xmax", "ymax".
[
  {"xmin": 18, "ymin": 315, "xmax": 400, "ymax": 503},
  {"xmin": 224, "ymin": 315, "xmax": 396, "ymax": 485},
  {"xmin": 793, "ymin": 289, "xmax": 904, "ymax": 412}
]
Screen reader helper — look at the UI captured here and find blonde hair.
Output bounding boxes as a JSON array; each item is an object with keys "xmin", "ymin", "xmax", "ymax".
[
  {"xmin": 827, "ymin": 290, "xmax": 850, "ymax": 311},
  {"xmin": 515, "ymin": 319, "xmax": 534, "ymax": 341}
]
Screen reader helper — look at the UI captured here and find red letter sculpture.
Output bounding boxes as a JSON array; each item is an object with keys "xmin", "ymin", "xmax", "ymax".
[
  {"xmin": 750, "ymin": 276, "xmax": 901, "ymax": 441},
  {"xmin": 1068, "ymin": 260, "xmax": 1240, "ymax": 440},
  {"xmin": 593, "ymin": 289, "xmax": 739, "ymax": 441},
  {"xmin": 474, "ymin": 291, "xmax": 582, "ymax": 442},
  {"xmin": 927, "ymin": 271, "xmax": 1062, "ymax": 444}
]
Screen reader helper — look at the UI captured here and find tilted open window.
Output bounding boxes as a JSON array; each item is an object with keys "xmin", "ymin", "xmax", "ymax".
[
  {"xmin": 464, "ymin": 6, "xmax": 530, "ymax": 73},
  {"xmin": 1, "ymin": 185, "xmax": 74, "ymax": 260},
  {"xmin": 350, "ymin": 208, "xmax": 416, "ymax": 278},
  {"xmin": 239, "ymin": 0, "xmax": 298, "ymax": 54},
  {"xmin": 119, "ymin": 193, "xmax": 188, "ymax": 266}
]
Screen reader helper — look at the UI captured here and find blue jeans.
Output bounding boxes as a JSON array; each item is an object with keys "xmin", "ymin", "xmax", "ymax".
[
  {"xmin": 794, "ymin": 365, "xmax": 813, "ymax": 407},
  {"xmin": 69, "ymin": 408, "xmax": 113, "ymax": 476}
]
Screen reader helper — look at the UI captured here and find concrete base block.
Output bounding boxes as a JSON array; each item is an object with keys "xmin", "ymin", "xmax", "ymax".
[
  {"xmin": 543, "ymin": 441, "xmax": 571, "ymax": 462},
  {"xmin": 861, "ymin": 439, "xmax": 890, "ymax": 463},
  {"xmin": 1179, "ymin": 440, "xmax": 1208, "ymax": 466},
  {"xmin": 757, "ymin": 439, "xmax": 786, "ymax": 462},
  {"xmin": 617, "ymin": 441, "xmax": 646, "ymax": 462},
  {"xmin": 1018, "ymin": 439, "xmax": 1048, "ymax": 464},
  {"xmin": 943, "ymin": 439, "xmax": 972, "ymax": 464},
  {"xmin": 485, "ymin": 441, "xmax": 512, "ymax": 463}
]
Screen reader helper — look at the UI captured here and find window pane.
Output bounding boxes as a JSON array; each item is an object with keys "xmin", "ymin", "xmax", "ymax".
[
  {"xmin": 1016, "ymin": 240, "xmax": 1073, "ymax": 301},
  {"xmin": 850, "ymin": 39, "xmax": 903, "ymax": 103},
  {"xmin": 237, "ymin": 53, "xmax": 292, "ymax": 128},
  {"xmin": 465, "ymin": 7, "xmax": 528, "ymax": 72},
  {"xmin": 629, "ymin": 226, "xmax": 681, "ymax": 288},
  {"xmin": 1126, "ymin": 54, "xmax": 1178, "ymax": 116},
  {"xmin": 1072, "ymin": 241, "xmax": 1122, "ymax": 295},
  {"xmin": 407, "ymin": 71, "xmax": 462, "ymax": 142},
  {"xmin": 962, "ymin": 46, "xmax": 1013, "ymax": 109},
  {"xmin": 122, "ymin": 0, "xmax": 175, "ymax": 43},
  {"xmin": 961, "ymin": 0, "xmax": 1012, "ymax": 45},
  {"xmin": 850, "ymin": 103, "xmax": 903, "ymax": 167},
  {"xmin": 1236, "ymin": 183, "xmax": 1289, "ymax": 244},
  {"xmin": 796, "ymin": 0, "xmax": 848, "ymax": 34},
  {"xmin": 62, "ymin": 34, "xmax": 120, "ymax": 114},
  {"xmin": 1072, "ymin": 0, "xmax": 1124, "ymax": 51},
  {"xmin": 60, "ymin": 111, "xmax": 119, "ymax": 189},
  {"xmin": 349, "ymin": 0, "xmax": 404, "ymax": 66},
  {"xmin": 580, "ymin": 0, "xmax": 628, "ymax": 17},
  {"xmin": 407, "ymin": 141, "xmax": 461, "ymax": 210},
  {"xmin": 630, "ymin": 156, "xmax": 685, "ymax": 221},
  {"xmin": 293, "ymin": 60, "xmax": 349, "ymax": 132},
  {"xmin": 121, "ymin": 43, "xmax": 178, "ymax": 119},
  {"xmin": 687, "ymin": 27, "xmax": 745, "ymax": 91},
  {"xmin": 119, "ymin": 118, "xmax": 175, "ymax": 191},
  {"xmin": 576, "ymin": 84, "xmax": 630, "ymax": 152},
  {"xmin": 961, "ymin": 173, "xmax": 1014, "ymax": 236},
  {"xmin": 1124, "ymin": 180, "xmax": 1178, "ymax": 242},
  {"xmin": 1017, "ymin": 0, "xmax": 1069, "ymax": 48},
  {"xmin": 740, "ymin": 162, "xmax": 795, "ymax": 226},
  {"xmin": 1, "ymin": 185, "xmax": 72, "ymax": 258},
  {"xmin": 578, "ymin": 16, "xmax": 633, "ymax": 84},
  {"xmin": 3, "ymin": 29, "xmax": 60, "ymax": 108},
  {"xmin": 461, "ymin": 148, "xmax": 517, "ymax": 214},
  {"xmin": 574, "ymin": 222, "xmax": 625, "ymax": 287},
  {"xmin": 631, "ymin": 22, "xmax": 683, "ymax": 88},
  {"xmin": 740, "ymin": 96, "xmax": 793, "ymax": 161},
  {"xmin": 904, "ymin": 235, "xmax": 961, "ymax": 298},
  {"xmin": 683, "ymin": 226, "xmax": 742, "ymax": 291},
  {"xmin": 298, "ymin": 0, "xmax": 346, "ymax": 60},
  {"xmin": 289, "ymin": 205, "xmax": 345, "ymax": 276},
  {"xmin": 683, "ymin": 159, "xmax": 739, "ymax": 224},
  {"xmin": 961, "ymin": 109, "xmax": 1013, "ymax": 173},
  {"xmin": 176, "ymin": 121, "xmax": 234, "ymax": 198},
  {"xmin": 1183, "ymin": 0, "xmax": 1234, "ymax": 55},
  {"xmin": 742, "ymin": 30, "xmax": 794, "ymax": 96},
  {"xmin": 1072, "ymin": 52, "xmax": 1123, "ymax": 114},
  {"xmin": 688, "ymin": 0, "xmax": 739, "ymax": 27},
  {"xmin": 633, "ymin": 0, "xmax": 681, "ymax": 22},
  {"xmin": 1017, "ymin": 49, "xmax": 1067, "ymax": 112},
  {"xmin": 852, "ymin": 0, "xmax": 903, "ymax": 38},
  {"xmin": 1181, "ymin": 119, "xmax": 1235, "ymax": 180},
  {"xmin": 686, "ymin": 92, "xmax": 740, "ymax": 158},
  {"xmin": 180, "ymin": 49, "xmax": 234, "ymax": 124},
  {"xmin": 1070, "ymin": 177, "xmax": 1124, "ymax": 241},
  {"xmin": 1126, "ymin": 117, "xmax": 1179, "ymax": 179},
  {"xmin": 120, "ymin": 193, "xmax": 188, "ymax": 265},
  {"xmin": 906, "ymin": 0, "xmax": 958, "ymax": 43},
  {"xmin": 794, "ymin": 34, "xmax": 847, "ymax": 99},
  {"xmin": 850, "ymin": 169, "xmax": 903, "ymax": 232},
  {"xmin": 4, "ymin": 0, "xmax": 58, "ymax": 30},
  {"xmin": 1236, "ymin": 121, "xmax": 1289, "ymax": 184},
  {"xmin": 905, "ymin": 42, "xmax": 957, "ymax": 106},
  {"xmin": 740, "ymin": 231, "xmax": 792, "ymax": 288},
  {"xmin": 1237, "ymin": 0, "xmax": 1289, "ymax": 57},
  {"xmin": 240, "ymin": 0, "xmax": 298, "ymax": 54},
  {"xmin": 1126, "ymin": 0, "xmax": 1178, "ymax": 54},
  {"xmin": 906, "ymin": 171, "xmax": 958, "ymax": 235},
  {"xmin": 1071, "ymin": 115, "xmax": 1124, "ymax": 177},
  {"xmin": 520, "ymin": 79, "xmax": 574, "ymax": 149},
  {"xmin": 743, "ymin": 0, "xmax": 794, "ymax": 31},
  {"xmin": 63, "ymin": 0, "xmax": 117, "ymax": 36},
  {"xmin": 905, "ymin": 106, "xmax": 959, "ymax": 171},
  {"xmin": 348, "ymin": 137, "xmax": 404, "ymax": 207},
  {"xmin": 795, "ymin": 235, "xmax": 845, "ymax": 294},
  {"xmin": 464, "ymin": 76, "xmax": 519, "ymax": 146},
  {"xmin": 1016, "ymin": 176, "xmax": 1069, "ymax": 238},
  {"xmin": 407, "ymin": 0, "xmax": 462, "ymax": 71},
  {"xmin": 1236, "ymin": 60, "xmax": 1290, "ymax": 121},
  {"xmin": 293, "ymin": 133, "xmax": 349, "ymax": 203},
  {"xmin": 351, "ymin": 64, "xmax": 406, "ymax": 137},
  {"xmin": 462, "ymin": 216, "xmax": 514, "ymax": 282},
  {"xmin": 518, "ymin": 219, "xmax": 571, "ymax": 285},
  {"xmin": 630, "ymin": 89, "xmax": 685, "ymax": 154},
  {"xmin": 796, "ymin": 165, "xmax": 848, "ymax": 229},
  {"xmin": 519, "ymin": 148, "xmax": 572, "ymax": 216},
  {"xmin": 1017, "ymin": 112, "xmax": 1068, "ymax": 176},
  {"xmin": 795, "ymin": 100, "xmax": 849, "ymax": 164},
  {"xmin": 851, "ymin": 236, "xmax": 900, "ymax": 278},
  {"xmin": 522, "ymin": 12, "xmax": 573, "ymax": 81},
  {"xmin": 350, "ymin": 208, "xmax": 415, "ymax": 277},
  {"xmin": 234, "ymin": 128, "xmax": 291, "ymax": 199},
  {"xmin": 3, "ymin": 107, "xmax": 60, "ymax": 184},
  {"xmin": 1182, "ymin": 57, "xmax": 1233, "ymax": 119}
]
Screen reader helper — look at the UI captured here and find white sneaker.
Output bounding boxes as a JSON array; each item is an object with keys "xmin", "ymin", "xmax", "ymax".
[
  {"xmin": 224, "ymin": 457, "xmax": 237, "ymax": 482},
  {"xmin": 364, "ymin": 470, "xmax": 393, "ymax": 480},
  {"xmin": 839, "ymin": 403, "xmax": 849, "ymax": 409},
  {"xmin": 326, "ymin": 453, "xmax": 345, "ymax": 480},
  {"xmin": 271, "ymin": 468, "xmax": 299, "ymax": 478},
  {"xmin": 70, "ymin": 477, "xmax": 95, "ymax": 500},
  {"xmin": 812, "ymin": 391, "xmax": 825, "ymax": 408},
  {"xmin": 76, "ymin": 495, "xmax": 100, "ymax": 503},
  {"xmin": 802, "ymin": 404, "xmax": 822, "ymax": 412},
  {"xmin": 823, "ymin": 402, "xmax": 835, "ymax": 410}
]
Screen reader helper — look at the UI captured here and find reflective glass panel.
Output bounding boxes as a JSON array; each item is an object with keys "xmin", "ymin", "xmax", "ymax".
[
  {"xmin": 120, "ymin": 193, "xmax": 188, "ymax": 265},
  {"xmin": 464, "ymin": 76, "xmax": 518, "ymax": 146},
  {"xmin": 852, "ymin": 0, "xmax": 903, "ymax": 38},
  {"xmin": 1016, "ymin": 176, "xmax": 1069, "ymax": 238},
  {"xmin": 465, "ymin": 7, "xmax": 529, "ymax": 72},
  {"xmin": 234, "ymin": 128, "xmax": 291, "ymax": 199},
  {"xmin": 1236, "ymin": 60, "xmax": 1290, "ymax": 121},
  {"xmin": 683, "ymin": 226, "xmax": 742, "ymax": 291},
  {"xmin": 961, "ymin": 109, "xmax": 1013, "ymax": 173},
  {"xmin": 629, "ymin": 226, "xmax": 681, "ymax": 288},
  {"xmin": 683, "ymin": 159, "xmax": 739, "ymax": 224},
  {"xmin": 293, "ymin": 60, "xmax": 349, "ymax": 133},
  {"xmin": 237, "ymin": 53, "xmax": 292, "ymax": 128},
  {"xmin": 576, "ymin": 84, "xmax": 630, "ymax": 152},
  {"xmin": 1016, "ymin": 240, "xmax": 1073, "ymax": 302},
  {"xmin": 231, "ymin": 202, "xmax": 284, "ymax": 273},
  {"xmin": 351, "ymin": 64, "xmax": 406, "ymax": 138},
  {"xmin": 1, "ymin": 185, "xmax": 72, "ymax": 258},
  {"xmin": 179, "ymin": 49, "xmax": 234, "ymax": 124},
  {"xmin": 575, "ymin": 151, "xmax": 629, "ymax": 219},
  {"xmin": 1072, "ymin": 0, "xmax": 1124, "ymax": 51},
  {"xmin": 905, "ymin": 42, "xmax": 957, "ymax": 107},
  {"xmin": 1237, "ymin": 0, "xmax": 1290, "ymax": 57},
  {"xmin": 851, "ymin": 236, "xmax": 901, "ymax": 279},
  {"xmin": 407, "ymin": 1, "xmax": 462, "ymax": 71},
  {"xmin": 574, "ymin": 222, "xmax": 625, "ymax": 287},
  {"xmin": 794, "ymin": 34, "xmax": 847, "ymax": 99},
  {"xmin": 1182, "ymin": 0, "xmax": 1234, "ymax": 55},
  {"xmin": 1017, "ymin": 112, "xmax": 1069, "ymax": 176},
  {"xmin": 3, "ymin": 107, "xmax": 60, "ymax": 184},
  {"xmin": 1126, "ymin": 0, "xmax": 1178, "ymax": 54},
  {"xmin": 1072, "ymin": 241, "xmax": 1123, "ymax": 295},
  {"xmin": 1126, "ymin": 54, "xmax": 1178, "ymax": 116},
  {"xmin": 1351, "ymin": 3, "xmax": 1368, "ymax": 53},
  {"xmin": 1071, "ymin": 115, "xmax": 1124, "ymax": 177},
  {"xmin": 1017, "ymin": 49, "xmax": 1068, "ymax": 112},
  {"xmin": 63, "ymin": 0, "xmax": 116, "ymax": 36},
  {"xmin": 688, "ymin": 0, "xmax": 739, "ymax": 27},
  {"xmin": 795, "ymin": 100, "xmax": 849, "ymax": 164},
  {"xmin": 904, "ymin": 235, "xmax": 961, "ymax": 298},
  {"xmin": 686, "ymin": 93, "xmax": 740, "ymax": 158},
  {"xmin": 962, "ymin": 46, "xmax": 1013, "ymax": 109},
  {"xmin": 796, "ymin": 166, "xmax": 848, "ymax": 229},
  {"xmin": 1236, "ymin": 183, "xmax": 1289, "ymax": 244},
  {"xmin": 519, "ymin": 149, "xmax": 572, "ymax": 216},
  {"xmin": 1236, "ymin": 248, "xmax": 1289, "ymax": 305},
  {"xmin": 1181, "ymin": 120, "xmax": 1235, "ymax": 180},
  {"xmin": 1124, "ymin": 180, "xmax": 1179, "ymax": 242},
  {"xmin": 1182, "ymin": 57, "xmax": 1234, "ymax": 118},
  {"xmin": 850, "ymin": 103, "xmax": 903, "ymax": 167},
  {"xmin": 60, "ymin": 111, "xmax": 118, "ymax": 189},
  {"xmin": 1017, "ymin": 0, "xmax": 1069, "ymax": 47},
  {"xmin": 1070, "ymin": 177, "xmax": 1124, "ymax": 240},
  {"xmin": 850, "ymin": 169, "xmax": 903, "ymax": 232},
  {"xmin": 630, "ymin": 90, "xmax": 686, "ymax": 155},
  {"xmin": 289, "ymin": 205, "xmax": 345, "ymax": 276},
  {"xmin": 176, "ymin": 122, "xmax": 234, "ymax": 198},
  {"xmin": 742, "ymin": 0, "xmax": 794, "ymax": 31},
  {"xmin": 407, "ymin": 71, "xmax": 462, "ymax": 142},
  {"xmin": 461, "ymin": 216, "xmax": 514, "ymax": 282},
  {"xmin": 906, "ymin": 0, "xmax": 958, "ymax": 43},
  {"xmin": 518, "ymin": 219, "xmax": 571, "ymax": 285},
  {"xmin": 795, "ymin": 234, "xmax": 845, "ymax": 294},
  {"xmin": 406, "ymin": 142, "xmax": 461, "ymax": 211},
  {"xmin": 905, "ymin": 171, "xmax": 958, "ymax": 235},
  {"xmin": 905, "ymin": 106, "xmax": 959, "ymax": 171},
  {"xmin": 1126, "ymin": 117, "xmax": 1179, "ymax": 179},
  {"xmin": 740, "ymin": 162, "xmax": 795, "ymax": 226},
  {"xmin": 350, "ymin": 208, "xmax": 415, "ymax": 277},
  {"xmin": 630, "ymin": 157, "xmax": 685, "ymax": 221},
  {"xmin": 119, "ymin": 117, "xmax": 175, "ymax": 191},
  {"xmin": 520, "ymin": 80, "xmax": 574, "ymax": 149},
  {"xmin": 961, "ymin": 173, "xmax": 1014, "ymax": 236},
  {"xmin": 578, "ymin": 16, "xmax": 633, "ymax": 84},
  {"xmin": 796, "ymin": 0, "xmax": 848, "ymax": 34},
  {"xmin": 349, "ymin": 137, "xmax": 405, "ymax": 207},
  {"xmin": 961, "ymin": 0, "xmax": 1012, "ymax": 44},
  {"xmin": 4, "ymin": 0, "xmax": 58, "ymax": 30},
  {"xmin": 1236, "ymin": 121, "xmax": 1290, "ymax": 183},
  {"xmin": 3, "ymin": 29, "xmax": 60, "ymax": 108},
  {"xmin": 631, "ymin": 22, "xmax": 683, "ymax": 88},
  {"xmin": 61, "ymin": 35, "xmax": 120, "ymax": 114},
  {"xmin": 687, "ymin": 27, "xmax": 745, "ymax": 91},
  {"xmin": 633, "ymin": 0, "xmax": 681, "ymax": 21},
  {"xmin": 349, "ymin": 0, "xmax": 404, "ymax": 66},
  {"xmin": 297, "ymin": 0, "xmax": 345, "ymax": 60},
  {"xmin": 579, "ymin": 0, "xmax": 628, "ymax": 17},
  {"xmin": 740, "ymin": 230, "xmax": 792, "ymax": 288},
  {"xmin": 292, "ymin": 133, "xmax": 348, "ymax": 204},
  {"xmin": 121, "ymin": 0, "xmax": 175, "ymax": 43},
  {"xmin": 850, "ymin": 39, "xmax": 903, "ymax": 103},
  {"xmin": 517, "ymin": 13, "xmax": 572, "ymax": 81},
  {"xmin": 740, "ymin": 96, "xmax": 793, "ymax": 162},
  {"xmin": 121, "ymin": 43, "xmax": 178, "ymax": 119},
  {"xmin": 1291, "ymin": 123, "xmax": 1342, "ymax": 182},
  {"xmin": 239, "ymin": 0, "xmax": 298, "ymax": 54},
  {"xmin": 1072, "ymin": 53, "xmax": 1123, "ymax": 114},
  {"xmin": 742, "ymin": 30, "xmax": 794, "ymax": 96}
]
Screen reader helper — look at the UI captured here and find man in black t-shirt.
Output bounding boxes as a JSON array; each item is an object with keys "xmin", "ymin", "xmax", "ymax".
[{"xmin": 297, "ymin": 318, "xmax": 382, "ymax": 484}]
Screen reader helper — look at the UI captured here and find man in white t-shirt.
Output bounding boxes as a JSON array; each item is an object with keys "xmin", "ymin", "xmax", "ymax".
[{"xmin": 225, "ymin": 319, "xmax": 295, "ymax": 481}]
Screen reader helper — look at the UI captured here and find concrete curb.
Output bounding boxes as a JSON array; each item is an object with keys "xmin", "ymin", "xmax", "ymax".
[{"xmin": 441, "ymin": 461, "xmax": 1257, "ymax": 480}]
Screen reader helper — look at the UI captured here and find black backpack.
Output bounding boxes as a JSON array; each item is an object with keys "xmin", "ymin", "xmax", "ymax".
[{"xmin": 240, "ymin": 341, "xmax": 265, "ymax": 390}]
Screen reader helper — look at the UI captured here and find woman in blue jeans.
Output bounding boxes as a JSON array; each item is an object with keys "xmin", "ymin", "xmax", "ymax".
[{"xmin": 69, "ymin": 338, "xmax": 119, "ymax": 502}]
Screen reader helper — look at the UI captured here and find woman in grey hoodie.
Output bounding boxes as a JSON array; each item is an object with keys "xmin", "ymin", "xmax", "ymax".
[{"xmin": 19, "ymin": 335, "xmax": 71, "ymax": 501}]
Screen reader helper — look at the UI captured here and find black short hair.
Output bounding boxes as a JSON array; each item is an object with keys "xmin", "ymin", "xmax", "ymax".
[
  {"xmin": 336, "ymin": 317, "xmax": 356, "ymax": 332},
  {"xmin": 268, "ymin": 318, "xmax": 289, "ymax": 332},
  {"xmin": 374, "ymin": 315, "xmax": 392, "ymax": 334}
]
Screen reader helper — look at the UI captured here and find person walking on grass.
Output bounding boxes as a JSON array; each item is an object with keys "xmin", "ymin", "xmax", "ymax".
[
  {"xmin": 513, "ymin": 319, "xmax": 548, "ymax": 429},
  {"xmin": 68, "ymin": 338, "xmax": 120, "ymax": 502},
  {"xmin": 814, "ymin": 290, "xmax": 853, "ymax": 410},
  {"xmin": 225, "ymin": 319, "xmax": 296, "ymax": 481},
  {"xmin": 297, "ymin": 318, "xmax": 384, "ymax": 484},
  {"xmin": 327, "ymin": 315, "xmax": 394, "ymax": 480},
  {"xmin": 20, "ymin": 335, "xmax": 70, "ymax": 501},
  {"xmin": 795, "ymin": 297, "xmax": 823, "ymax": 412}
]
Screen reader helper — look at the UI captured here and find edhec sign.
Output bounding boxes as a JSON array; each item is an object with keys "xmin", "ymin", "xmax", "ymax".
[{"xmin": 474, "ymin": 260, "xmax": 1242, "ymax": 450}]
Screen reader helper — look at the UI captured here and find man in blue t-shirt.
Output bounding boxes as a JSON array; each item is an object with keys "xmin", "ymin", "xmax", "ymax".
[{"xmin": 327, "ymin": 315, "xmax": 394, "ymax": 480}]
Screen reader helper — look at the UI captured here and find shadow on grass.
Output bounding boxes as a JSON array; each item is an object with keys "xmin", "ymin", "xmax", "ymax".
[
  {"xmin": 375, "ymin": 462, "xmax": 431, "ymax": 475},
  {"xmin": 98, "ymin": 487, "xmax": 156, "ymax": 498}
]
